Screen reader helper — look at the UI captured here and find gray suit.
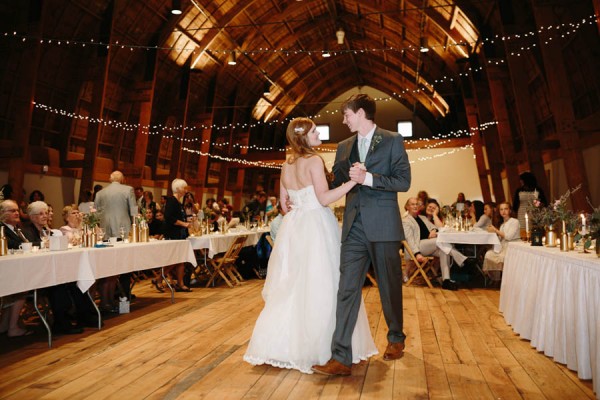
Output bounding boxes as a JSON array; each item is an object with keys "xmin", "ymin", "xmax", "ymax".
[
  {"xmin": 331, "ymin": 127, "xmax": 411, "ymax": 366},
  {"xmin": 94, "ymin": 182, "xmax": 137, "ymax": 238}
]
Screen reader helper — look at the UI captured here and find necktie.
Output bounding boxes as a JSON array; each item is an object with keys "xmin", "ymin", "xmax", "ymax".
[
  {"xmin": 358, "ymin": 137, "xmax": 368, "ymax": 162},
  {"xmin": 16, "ymin": 228, "xmax": 29, "ymax": 243}
]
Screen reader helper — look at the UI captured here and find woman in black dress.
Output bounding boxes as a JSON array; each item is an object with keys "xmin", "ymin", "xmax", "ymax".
[{"xmin": 162, "ymin": 178, "xmax": 192, "ymax": 292}]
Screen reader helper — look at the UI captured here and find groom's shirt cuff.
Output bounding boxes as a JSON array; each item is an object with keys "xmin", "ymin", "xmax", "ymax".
[{"xmin": 363, "ymin": 172, "xmax": 373, "ymax": 187}]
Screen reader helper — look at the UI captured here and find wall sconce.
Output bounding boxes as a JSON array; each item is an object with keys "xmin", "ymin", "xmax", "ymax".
[
  {"xmin": 420, "ymin": 37, "xmax": 429, "ymax": 53},
  {"xmin": 227, "ymin": 52, "xmax": 237, "ymax": 65},
  {"xmin": 171, "ymin": 0, "xmax": 182, "ymax": 15},
  {"xmin": 336, "ymin": 28, "xmax": 345, "ymax": 45}
]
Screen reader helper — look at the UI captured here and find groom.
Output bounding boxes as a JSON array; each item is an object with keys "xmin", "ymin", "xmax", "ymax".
[{"xmin": 312, "ymin": 94, "xmax": 411, "ymax": 376}]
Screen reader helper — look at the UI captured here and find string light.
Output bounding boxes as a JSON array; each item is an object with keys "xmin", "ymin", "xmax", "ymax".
[
  {"xmin": 32, "ymin": 100, "xmax": 497, "ymax": 151},
  {"xmin": 3, "ymin": 14, "xmax": 596, "ymax": 56}
]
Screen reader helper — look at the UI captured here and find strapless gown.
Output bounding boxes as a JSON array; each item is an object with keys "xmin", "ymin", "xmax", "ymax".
[{"xmin": 243, "ymin": 185, "xmax": 378, "ymax": 373}]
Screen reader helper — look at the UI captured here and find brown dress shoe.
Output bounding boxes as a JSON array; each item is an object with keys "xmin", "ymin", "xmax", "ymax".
[
  {"xmin": 311, "ymin": 359, "xmax": 351, "ymax": 376},
  {"xmin": 383, "ymin": 341, "xmax": 405, "ymax": 361}
]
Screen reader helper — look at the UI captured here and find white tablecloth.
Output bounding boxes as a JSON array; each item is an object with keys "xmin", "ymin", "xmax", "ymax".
[
  {"xmin": 187, "ymin": 229, "xmax": 268, "ymax": 258},
  {"xmin": 499, "ymin": 242, "xmax": 600, "ymax": 393},
  {"xmin": 436, "ymin": 229, "xmax": 502, "ymax": 254},
  {"xmin": 0, "ymin": 240, "xmax": 197, "ymax": 297}
]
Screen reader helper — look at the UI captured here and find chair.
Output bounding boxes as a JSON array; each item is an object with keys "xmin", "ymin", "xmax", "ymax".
[
  {"xmin": 254, "ymin": 235, "xmax": 274, "ymax": 279},
  {"xmin": 206, "ymin": 235, "xmax": 248, "ymax": 288},
  {"xmin": 401, "ymin": 240, "xmax": 436, "ymax": 289}
]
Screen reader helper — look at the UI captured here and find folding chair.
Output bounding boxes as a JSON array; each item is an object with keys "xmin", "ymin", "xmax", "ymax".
[
  {"xmin": 206, "ymin": 235, "xmax": 248, "ymax": 288},
  {"xmin": 401, "ymin": 240, "xmax": 436, "ymax": 289}
]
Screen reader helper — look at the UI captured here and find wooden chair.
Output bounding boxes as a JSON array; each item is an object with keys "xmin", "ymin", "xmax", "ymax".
[
  {"xmin": 401, "ymin": 240, "xmax": 436, "ymax": 289},
  {"xmin": 206, "ymin": 235, "xmax": 248, "ymax": 288}
]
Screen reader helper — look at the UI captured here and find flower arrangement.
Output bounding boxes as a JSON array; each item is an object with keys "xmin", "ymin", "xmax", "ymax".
[
  {"xmin": 527, "ymin": 185, "xmax": 581, "ymax": 229},
  {"xmin": 82, "ymin": 208, "xmax": 101, "ymax": 228},
  {"xmin": 577, "ymin": 200, "xmax": 600, "ymax": 250}
]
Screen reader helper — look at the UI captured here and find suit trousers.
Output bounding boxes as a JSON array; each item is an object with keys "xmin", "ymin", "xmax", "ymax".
[
  {"xmin": 331, "ymin": 214, "xmax": 405, "ymax": 366},
  {"xmin": 418, "ymin": 238, "xmax": 467, "ymax": 280}
]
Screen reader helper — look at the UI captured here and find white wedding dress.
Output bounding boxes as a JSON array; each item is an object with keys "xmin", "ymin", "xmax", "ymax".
[{"xmin": 243, "ymin": 185, "xmax": 378, "ymax": 374}]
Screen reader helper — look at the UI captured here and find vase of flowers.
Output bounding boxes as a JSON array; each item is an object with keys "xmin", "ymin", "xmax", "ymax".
[{"xmin": 527, "ymin": 199, "xmax": 546, "ymax": 246}]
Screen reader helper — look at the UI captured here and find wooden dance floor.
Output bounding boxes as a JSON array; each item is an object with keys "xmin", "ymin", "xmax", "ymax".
[{"xmin": 0, "ymin": 280, "xmax": 594, "ymax": 399}]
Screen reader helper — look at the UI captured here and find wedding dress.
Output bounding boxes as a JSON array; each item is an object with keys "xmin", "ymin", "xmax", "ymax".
[{"xmin": 243, "ymin": 185, "xmax": 378, "ymax": 374}]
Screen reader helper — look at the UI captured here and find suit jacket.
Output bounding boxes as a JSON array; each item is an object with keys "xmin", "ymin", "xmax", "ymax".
[
  {"xmin": 94, "ymin": 181, "xmax": 137, "ymax": 238},
  {"xmin": 0, "ymin": 222, "xmax": 25, "ymax": 249},
  {"xmin": 333, "ymin": 127, "xmax": 411, "ymax": 242},
  {"xmin": 20, "ymin": 221, "xmax": 45, "ymax": 247}
]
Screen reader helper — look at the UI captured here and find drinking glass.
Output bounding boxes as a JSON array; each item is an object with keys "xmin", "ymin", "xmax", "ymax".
[
  {"xmin": 119, "ymin": 226, "xmax": 126, "ymax": 242},
  {"xmin": 40, "ymin": 229, "xmax": 49, "ymax": 250}
]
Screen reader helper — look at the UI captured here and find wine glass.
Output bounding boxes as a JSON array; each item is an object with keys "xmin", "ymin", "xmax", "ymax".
[
  {"xmin": 96, "ymin": 227, "xmax": 105, "ymax": 244},
  {"xmin": 119, "ymin": 226, "xmax": 126, "ymax": 242},
  {"xmin": 40, "ymin": 229, "xmax": 50, "ymax": 250}
]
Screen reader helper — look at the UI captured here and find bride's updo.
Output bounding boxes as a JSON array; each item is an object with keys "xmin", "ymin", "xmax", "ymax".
[
  {"xmin": 286, "ymin": 117, "xmax": 318, "ymax": 162},
  {"xmin": 285, "ymin": 117, "xmax": 333, "ymax": 182}
]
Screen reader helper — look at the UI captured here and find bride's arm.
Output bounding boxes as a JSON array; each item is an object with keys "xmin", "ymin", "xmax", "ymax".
[{"xmin": 309, "ymin": 156, "xmax": 357, "ymax": 206}]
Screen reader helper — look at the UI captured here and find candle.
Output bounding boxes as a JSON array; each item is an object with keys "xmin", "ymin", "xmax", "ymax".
[
  {"xmin": 525, "ymin": 213, "xmax": 529, "ymax": 233},
  {"xmin": 581, "ymin": 213, "xmax": 587, "ymax": 235}
]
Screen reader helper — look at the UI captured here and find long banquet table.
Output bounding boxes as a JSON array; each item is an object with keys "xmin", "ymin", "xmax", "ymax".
[
  {"xmin": 499, "ymin": 242, "xmax": 600, "ymax": 394},
  {"xmin": 0, "ymin": 239, "xmax": 197, "ymax": 297},
  {"xmin": 0, "ymin": 239, "xmax": 197, "ymax": 346}
]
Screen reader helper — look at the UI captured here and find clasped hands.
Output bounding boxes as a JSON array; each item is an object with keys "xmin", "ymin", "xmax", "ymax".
[{"xmin": 349, "ymin": 162, "xmax": 367, "ymax": 184}]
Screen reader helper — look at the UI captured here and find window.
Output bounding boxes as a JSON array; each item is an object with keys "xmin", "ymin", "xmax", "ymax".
[
  {"xmin": 397, "ymin": 121, "xmax": 413, "ymax": 137},
  {"xmin": 316, "ymin": 124, "xmax": 330, "ymax": 141}
]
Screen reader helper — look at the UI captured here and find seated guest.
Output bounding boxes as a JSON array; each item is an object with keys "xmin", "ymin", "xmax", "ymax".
[
  {"xmin": 60, "ymin": 205, "xmax": 83, "ymax": 245},
  {"xmin": 470, "ymin": 201, "xmax": 493, "ymax": 229},
  {"xmin": 141, "ymin": 191, "xmax": 157, "ymax": 214},
  {"xmin": 417, "ymin": 190, "xmax": 430, "ymax": 216},
  {"xmin": 0, "ymin": 200, "xmax": 32, "ymax": 337},
  {"xmin": 22, "ymin": 201, "xmax": 96, "ymax": 334},
  {"xmin": 402, "ymin": 197, "xmax": 472, "ymax": 291},
  {"xmin": 269, "ymin": 203, "xmax": 285, "ymax": 242},
  {"xmin": 483, "ymin": 202, "xmax": 520, "ymax": 281},
  {"xmin": 424, "ymin": 199, "xmax": 444, "ymax": 228},
  {"xmin": 78, "ymin": 189, "xmax": 94, "ymax": 214},
  {"xmin": 147, "ymin": 208, "xmax": 165, "ymax": 238}
]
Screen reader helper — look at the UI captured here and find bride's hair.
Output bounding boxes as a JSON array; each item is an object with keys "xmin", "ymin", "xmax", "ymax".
[{"xmin": 285, "ymin": 117, "xmax": 333, "ymax": 182}]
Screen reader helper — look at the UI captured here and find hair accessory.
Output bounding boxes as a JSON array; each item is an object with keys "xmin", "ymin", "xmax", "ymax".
[{"xmin": 294, "ymin": 126, "xmax": 304, "ymax": 134}]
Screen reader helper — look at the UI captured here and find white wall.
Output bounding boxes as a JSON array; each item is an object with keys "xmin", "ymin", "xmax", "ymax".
[{"xmin": 322, "ymin": 145, "xmax": 482, "ymax": 210}]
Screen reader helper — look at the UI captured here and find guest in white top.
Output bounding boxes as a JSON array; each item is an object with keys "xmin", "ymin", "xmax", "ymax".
[
  {"xmin": 471, "ymin": 201, "xmax": 494, "ymax": 229},
  {"xmin": 483, "ymin": 202, "xmax": 520, "ymax": 280},
  {"xmin": 60, "ymin": 204, "xmax": 83, "ymax": 245}
]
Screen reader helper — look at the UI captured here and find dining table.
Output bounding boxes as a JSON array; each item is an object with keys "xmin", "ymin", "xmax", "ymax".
[
  {"xmin": 435, "ymin": 227, "xmax": 502, "ymax": 254},
  {"xmin": 499, "ymin": 242, "xmax": 600, "ymax": 394},
  {"xmin": 187, "ymin": 227, "xmax": 269, "ymax": 258},
  {"xmin": 0, "ymin": 239, "xmax": 197, "ymax": 346}
]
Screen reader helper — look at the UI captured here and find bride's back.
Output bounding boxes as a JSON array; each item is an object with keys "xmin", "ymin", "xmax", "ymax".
[{"xmin": 281, "ymin": 156, "xmax": 317, "ymax": 191}]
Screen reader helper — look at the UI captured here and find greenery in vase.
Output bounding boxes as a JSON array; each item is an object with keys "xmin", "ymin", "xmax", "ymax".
[
  {"xmin": 83, "ymin": 208, "xmax": 101, "ymax": 228},
  {"xmin": 576, "ymin": 201, "xmax": 600, "ymax": 250}
]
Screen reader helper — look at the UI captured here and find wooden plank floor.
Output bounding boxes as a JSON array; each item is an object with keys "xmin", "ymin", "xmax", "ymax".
[{"xmin": 0, "ymin": 279, "xmax": 594, "ymax": 399}]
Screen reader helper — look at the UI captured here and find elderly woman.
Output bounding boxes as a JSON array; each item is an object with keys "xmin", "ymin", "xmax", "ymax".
[
  {"xmin": 483, "ymin": 202, "xmax": 520, "ymax": 281},
  {"xmin": 60, "ymin": 204, "xmax": 83, "ymax": 245},
  {"xmin": 161, "ymin": 178, "xmax": 191, "ymax": 292}
]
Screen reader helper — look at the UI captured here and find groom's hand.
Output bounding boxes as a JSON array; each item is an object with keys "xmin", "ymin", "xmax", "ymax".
[{"xmin": 349, "ymin": 163, "xmax": 366, "ymax": 184}]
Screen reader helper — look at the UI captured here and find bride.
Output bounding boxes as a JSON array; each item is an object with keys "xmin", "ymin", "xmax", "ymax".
[{"xmin": 243, "ymin": 117, "xmax": 378, "ymax": 374}]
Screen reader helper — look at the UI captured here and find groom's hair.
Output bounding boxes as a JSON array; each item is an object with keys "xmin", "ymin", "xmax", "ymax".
[{"xmin": 341, "ymin": 94, "xmax": 376, "ymax": 121}]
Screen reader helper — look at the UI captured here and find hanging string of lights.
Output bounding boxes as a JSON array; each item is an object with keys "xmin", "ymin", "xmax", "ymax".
[
  {"xmin": 3, "ymin": 14, "xmax": 596, "ymax": 55},
  {"xmin": 32, "ymin": 100, "xmax": 497, "ymax": 151},
  {"xmin": 181, "ymin": 147, "xmax": 281, "ymax": 169}
]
